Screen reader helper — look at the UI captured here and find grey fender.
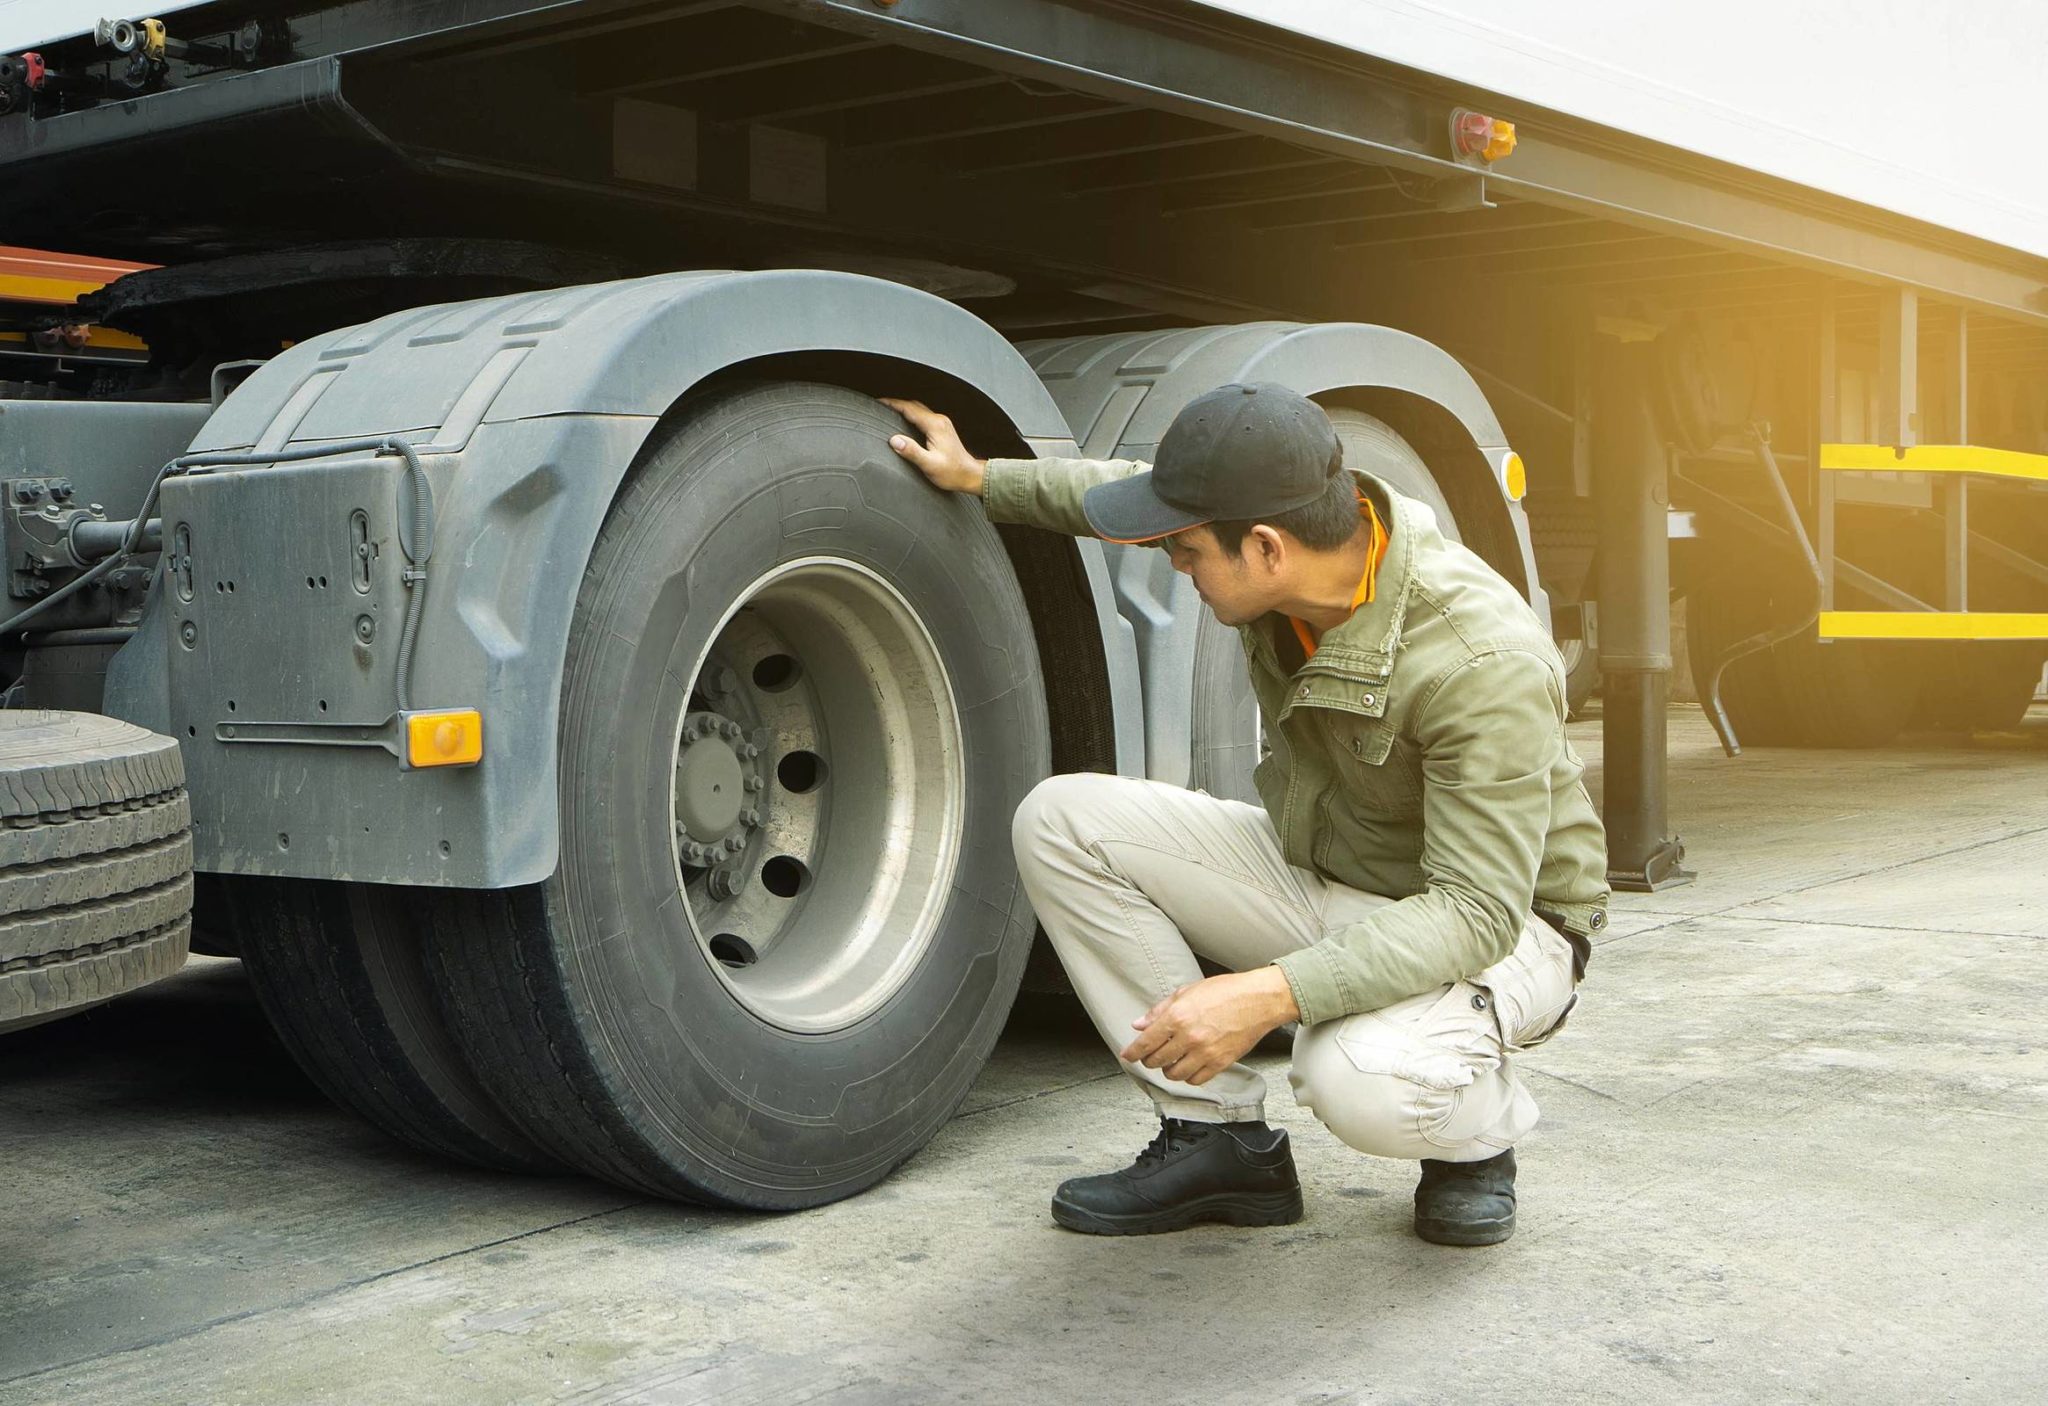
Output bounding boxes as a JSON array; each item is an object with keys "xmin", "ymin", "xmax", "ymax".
[
  {"xmin": 105, "ymin": 270, "xmax": 1142, "ymax": 886},
  {"xmin": 1022, "ymin": 322, "xmax": 1544, "ymax": 788}
]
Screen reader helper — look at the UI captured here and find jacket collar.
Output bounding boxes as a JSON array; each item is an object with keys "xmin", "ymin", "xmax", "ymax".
[{"xmin": 1247, "ymin": 470, "xmax": 1432, "ymax": 696}]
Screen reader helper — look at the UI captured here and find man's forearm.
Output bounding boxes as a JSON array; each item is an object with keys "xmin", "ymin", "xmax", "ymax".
[
  {"xmin": 981, "ymin": 456, "xmax": 1150, "ymax": 539},
  {"xmin": 1274, "ymin": 885, "xmax": 1521, "ymax": 1025}
]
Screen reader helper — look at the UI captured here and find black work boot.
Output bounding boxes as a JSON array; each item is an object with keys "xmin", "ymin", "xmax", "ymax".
[
  {"xmin": 1050, "ymin": 1118, "xmax": 1303, "ymax": 1235},
  {"xmin": 1413, "ymin": 1148, "xmax": 1517, "ymax": 1246}
]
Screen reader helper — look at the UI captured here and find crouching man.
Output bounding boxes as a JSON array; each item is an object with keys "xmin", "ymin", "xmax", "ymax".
[{"xmin": 884, "ymin": 384, "xmax": 1608, "ymax": 1246}]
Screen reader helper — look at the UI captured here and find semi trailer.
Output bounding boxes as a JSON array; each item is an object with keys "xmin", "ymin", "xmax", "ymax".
[{"xmin": 1, "ymin": 0, "xmax": 2043, "ymax": 1207}]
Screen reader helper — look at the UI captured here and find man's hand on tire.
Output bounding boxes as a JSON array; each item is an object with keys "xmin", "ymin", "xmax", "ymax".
[{"xmin": 882, "ymin": 398, "xmax": 988, "ymax": 497}]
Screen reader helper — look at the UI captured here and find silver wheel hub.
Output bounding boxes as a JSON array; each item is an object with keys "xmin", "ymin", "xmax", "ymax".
[
  {"xmin": 673, "ymin": 708, "xmax": 766, "ymax": 899},
  {"xmin": 667, "ymin": 557, "xmax": 964, "ymax": 1034}
]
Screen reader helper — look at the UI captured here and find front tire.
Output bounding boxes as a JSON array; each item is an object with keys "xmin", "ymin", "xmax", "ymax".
[{"xmin": 428, "ymin": 383, "xmax": 1049, "ymax": 1207}]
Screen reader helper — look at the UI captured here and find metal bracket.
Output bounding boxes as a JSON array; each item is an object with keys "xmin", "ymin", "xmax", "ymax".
[
  {"xmin": 1550, "ymin": 598, "xmax": 1598, "ymax": 649},
  {"xmin": 215, "ymin": 714, "xmax": 403, "ymax": 759},
  {"xmin": 1608, "ymin": 834, "xmax": 1694, "ymax": 893},
  {"xmin": 3, "ymin": 476, "xmax": 99, "ymax": 599}
]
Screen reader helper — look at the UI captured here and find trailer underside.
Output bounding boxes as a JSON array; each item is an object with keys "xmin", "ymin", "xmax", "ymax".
[{"xmin": 4, "ymin": 0, "xmax": 2047, "ymax": 876}]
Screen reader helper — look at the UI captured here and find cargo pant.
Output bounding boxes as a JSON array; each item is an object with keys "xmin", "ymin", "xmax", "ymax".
[{"xmin": 1012, "ymin": 773, "xmax": 1579, "ymax": 1163}]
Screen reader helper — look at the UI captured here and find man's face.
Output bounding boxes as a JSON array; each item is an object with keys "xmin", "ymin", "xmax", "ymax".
[{"xmin": 1163, "ymin": 525, "xmax": 1277, "ymax": 627}]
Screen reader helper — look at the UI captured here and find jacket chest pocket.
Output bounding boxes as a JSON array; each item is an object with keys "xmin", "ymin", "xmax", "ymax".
[{"xmin": 1327, "ymin": 716, "xmax": 1421, "ymax": 817}]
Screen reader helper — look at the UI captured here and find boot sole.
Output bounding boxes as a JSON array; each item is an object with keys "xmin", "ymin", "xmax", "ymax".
[
  {"xmin": 1050, "ymin": 1187, "xmax": 1303, "ymax": 1236},
  {"xmin": 1413, "ymin": 1212, "xmax": 1515, "ymax": 1247}
]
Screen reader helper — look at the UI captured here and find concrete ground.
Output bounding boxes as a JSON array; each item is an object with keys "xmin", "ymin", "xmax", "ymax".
[{"xmin": 3, "ymin": 706, "xmax": 2044, "ymax": 1405}]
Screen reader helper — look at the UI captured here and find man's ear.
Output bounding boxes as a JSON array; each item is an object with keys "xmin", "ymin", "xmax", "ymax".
[{"xmin": 1248, "ymin": 524, "xmax": 1287, "ymax": 573}]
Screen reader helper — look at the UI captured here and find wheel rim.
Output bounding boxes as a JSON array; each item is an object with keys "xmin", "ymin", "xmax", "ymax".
[{"xmin": 668, "ymin": 556, "xmax": 964, "ymax": 1034}]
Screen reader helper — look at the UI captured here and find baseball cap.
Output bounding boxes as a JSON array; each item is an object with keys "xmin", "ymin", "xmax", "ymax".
[{"xmin": 1081, "ymin": 382, "xmax": 1343, "ymax": 544}]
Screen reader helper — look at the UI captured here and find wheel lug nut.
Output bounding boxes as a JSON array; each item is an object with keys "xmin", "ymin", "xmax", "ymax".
[
  {"xmin": 720, "ymin": 720, "xmax": 742, "ymax": 740},
  {"xmin": 723, "ymin": 836, "xmax": 746, "ymax": 856},
  {"xmin": 741, "ymin": 743, "xmax": 761, "ymax": 759},
  {"xmin": 741, "ymin": 808, "xmax": 761, "ymax": 827},
  {"xmin": 744, "ymin": 776, "xmax": 763, "ymax": 792}
]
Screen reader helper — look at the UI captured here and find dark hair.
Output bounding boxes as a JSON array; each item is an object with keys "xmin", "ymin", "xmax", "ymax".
[{"xmin": 1207, "ymin": 460, "xmax": 1360, "ymax": 555}]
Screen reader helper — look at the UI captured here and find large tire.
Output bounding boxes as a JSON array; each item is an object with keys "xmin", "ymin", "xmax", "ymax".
[
  {"xmin": 1910, "ymin": 643, "xmax": 2046, "ymax": 733},
  {"xmin": 427, "ymin": 383, "xmax": 1049, "ymax": 1207},
  {"xmin": 1685, "ymin": 577, "xmax": 1806, "ymax": 748},
  {"xmin": 1768, "ymin": 631, "xmax": 1921, "ymax": 747},
  {"xmin": 0, "ymin": 711, "xmax": 193, "ymax": 1032},
  {"xmin": 1190, "ymin": 408, "xmax": 1457, "ymax": 802},
  {"xmin": 233, "ymin": 877, "xmax": 557, "ymax": 1171},
  {"xmin": 1686, "ymin": 573, "xmax": 1920, "ymax": 749}
]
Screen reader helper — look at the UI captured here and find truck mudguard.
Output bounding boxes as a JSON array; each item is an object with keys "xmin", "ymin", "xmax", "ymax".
[
  {"xmin": 1023, "ymin": 322, "xmax": 1542, "ymax": 787},
  {"xmin": 103, "ymin": 270, "xmax": 1143, "ymax": 887}
]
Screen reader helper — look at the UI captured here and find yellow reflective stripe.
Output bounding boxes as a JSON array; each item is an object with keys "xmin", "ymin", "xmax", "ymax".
[
  {"xmin": 0, "ymin": 273, "xmax": 109, "ymax": 305},
  {"xmin": 1819, "ymin": 611, "xmax": 2048, "ymax": 641},
  {"xmin": 1818, "ymin": 443, "xmax": 2048, "ymax": 485},
  {"xmin": 83, "ymin": 326, "xmax": 145, "ymax": 351}
]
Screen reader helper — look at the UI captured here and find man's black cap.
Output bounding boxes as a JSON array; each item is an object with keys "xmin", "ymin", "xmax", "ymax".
[{"xmin": 1082, "ymin": 382, "xmax": 1343, "ymax": 544}]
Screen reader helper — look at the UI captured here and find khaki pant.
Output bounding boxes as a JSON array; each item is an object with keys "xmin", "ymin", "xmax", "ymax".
[{"xmin": 1012, "ymin": 774, "xmax": 1579, "ymax": 1164}]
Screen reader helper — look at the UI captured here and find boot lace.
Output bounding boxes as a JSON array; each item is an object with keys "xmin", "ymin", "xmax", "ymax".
[{"xmin": 1133, "ymin": 1120, "xmax": 1207, "ymax": 1168}]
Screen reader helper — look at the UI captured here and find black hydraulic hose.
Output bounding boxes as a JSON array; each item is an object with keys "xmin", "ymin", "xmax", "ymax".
[{"xmin": 2, "ymin": 435, "xmax": 435, "ymax": 717}]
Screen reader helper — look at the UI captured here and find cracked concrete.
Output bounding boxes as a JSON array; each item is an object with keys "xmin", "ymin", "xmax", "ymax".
[{"xmin": 2, "ymin": 707, "xmax": 2044, "ymax": 1404}]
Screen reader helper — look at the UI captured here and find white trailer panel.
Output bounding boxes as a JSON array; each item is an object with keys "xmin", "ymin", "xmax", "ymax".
[{"xmin": 1194, "ymin": 0, "xmax": 2048, "ymax": 262}]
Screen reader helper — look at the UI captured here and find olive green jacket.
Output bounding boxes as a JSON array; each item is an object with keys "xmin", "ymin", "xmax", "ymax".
[{"xmin": 984, "ymin": 456, "xmax": 1610, "ymax": 1025}]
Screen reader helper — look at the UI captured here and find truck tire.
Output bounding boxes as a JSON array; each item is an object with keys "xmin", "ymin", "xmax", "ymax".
[
  {"xmin": 1685, "ymin": 581, "xmax": 1805, "ymax": 748},
  {"xmin": 1189, "ymin": 408, "xmax": 1459, "ymax": 802},
  {"xmin": 0, "ymin": 711, "xmax": 193, "ymax": 1032},
  {"xmin": 233, "ymin": 877, "xmax": 558, "ymax": 1172},
  {"xmin": 1687, "ymin": 577, "xmax": 1919, "ymax": 748},
  {"xmin": 1767, "ymin": 631, "xmax": 1920, "ymax": 747},
  {"xmin": 427, "ymin": 383, "xmax": 1049, "ymax": 1206},
  {"xmin": 1910, "ymin": 643, "xmax": 2045, "ymax": 733}
]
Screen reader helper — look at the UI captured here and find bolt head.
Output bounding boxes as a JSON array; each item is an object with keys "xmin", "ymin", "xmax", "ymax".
[
  {"xmin": 740, "ymin": 808, "xmax": 762, "ymax": 828},
  {"xmin": 744, "ymin": 775, "xmax": 764, "ymax": 792},
  {"xmin": 741, "ymin": 743, "xmax": 761, "ymax": 760},
  {"xmin": 720, "ymin": 720, "xmax": 742, "ymax": 740}
]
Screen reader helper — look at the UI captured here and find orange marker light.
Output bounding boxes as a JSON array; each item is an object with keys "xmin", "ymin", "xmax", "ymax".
[
  {"xmin": 404, "ymin": 709, "xmax": 483, "ymax": 768},
  {"xmin": 1502, "ymin": 452, "xmax": 1527, "ymax": 500},
  {"xmin": 1451, "ymin": 109, "xmax": 1518, "ymax": 163}
]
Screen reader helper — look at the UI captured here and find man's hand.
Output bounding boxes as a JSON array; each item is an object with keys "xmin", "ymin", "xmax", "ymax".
[
  {"xmin": 881, "ymin": 398, "xmax": 988, "ymax": 496},
  {"xmin": 1120, "ymin": 967, "xmax": 1301, "ymax": 1087}
]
